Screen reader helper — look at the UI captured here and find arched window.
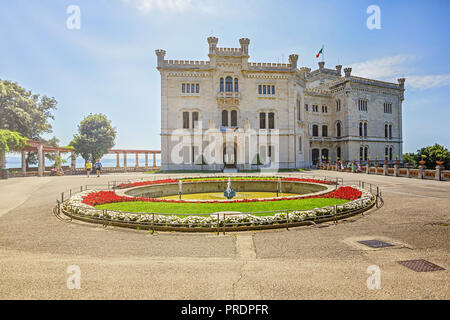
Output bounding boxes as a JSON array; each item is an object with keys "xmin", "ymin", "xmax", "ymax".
[
  {"xmin": 260, "ymin": 112, "xmax": 266, "ymax": 129},
  {"xmin": 226, "ymin": 76, "xmax": 233, "ymax": 92},
  {"xmin": 385, "ymin": 124, "xmax": 388, "ymax": 138},
  {"xmin": 222, "ymin": 110, "xmax": 228, "ymax": 127},
  {"xmin": 360, "ymin": 147, "xmax": 364, "ymax": 160},
  {"xmin": 364, "ymin": 146, "xmax": 368, "ymax": 160},
  {"xmin": 268, "ymin": 112, "xmax": 275, "ymax": 129},
  {"xmin": 385, "ymin": 147, "xmax": 389, "ymax": 160},
  {"xmin": 234, "ymin": 78, "xmax": 238, "ymax": 92},
  {"xmin": 389, "ymin": 147, "xmax": 393, "ymax": 160},
  {"xmin": 231, "ymin": 110, "xmax": 237, "ymax": 127},
  {"xmin": 364, "ymin": 122, "xmax": 368, "ymax": 137},
  {"xmin": 312, "ymin": 124, "xmax": 319, "ymax": 137},
  {"xmin": 389, "ymin": 124, "xmax": 392, "ymax": 138},
  {"xmin": 322, "ymin": 125, "xmax": 328, "ymax": 137},
  {"xmin": 220, "ymin": 78, "xmax": 224, "ymax": 92},
  {"xmin": 192, "ymin": 112, "xmax": 199, "ymax": 129},
  {"xmin": 182, "ymin": 111, "xmax": 189, "ymax": 129},
  {"xmin": 336, "ymin": 122, "xmax": 341, "ymax": 137},
  {"xmin": 321, "ymin": 149, "xmax": 329, "ymax": 161},
  {"xmin": 359, "ymin": 122, "xmax": 363, "ymax": 137},
  {"xmin": 337, "ymin": 147, "xmax": 341, "ymax": 159}
]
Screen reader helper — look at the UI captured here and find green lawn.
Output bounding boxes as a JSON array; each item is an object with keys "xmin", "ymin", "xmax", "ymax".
[{"xmin": 95, "ymin": 198, "xmax": 347, "ymax": 216}]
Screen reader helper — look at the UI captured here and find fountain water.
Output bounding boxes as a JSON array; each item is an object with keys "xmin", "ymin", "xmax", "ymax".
[{"xmin": 223, "ymin": 177, "xmax": 236, "ymax": 199}]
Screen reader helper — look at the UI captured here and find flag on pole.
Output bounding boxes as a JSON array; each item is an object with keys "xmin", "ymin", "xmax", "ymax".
[{"xmin": 316, "ymin": 46, "xmax": 324, "ymax": 58}]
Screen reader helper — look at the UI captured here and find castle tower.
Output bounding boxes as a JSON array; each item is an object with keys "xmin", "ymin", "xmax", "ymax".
[
  {"xmin": 155, "ymin": 49, "xmax": 166, "ymax": 68},
  {"xmin": 289, "ymin": 54, "xmax": 299, "ymax": 69},
  {"xmin": 207, "ymin": 37, "xmax": 219, "ymax": 55},
  {"xmin": 239, "ymin": 38, "xmax": 250, "ymax": 55}
]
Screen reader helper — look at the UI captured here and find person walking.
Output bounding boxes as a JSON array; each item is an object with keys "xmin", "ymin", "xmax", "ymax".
[
  {"xmin": 85, "ymin": 160, "xmax": 92, "ymax": 178},
  {"xmin": 94, "ymin": 159, "xmax": 102, "ymax": 177}
]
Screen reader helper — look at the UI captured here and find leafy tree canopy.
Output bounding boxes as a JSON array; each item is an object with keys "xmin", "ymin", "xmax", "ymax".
[
  {"xmin": 0, "ymin": 79, "xmax": 57, "ymax": 139},
  {"xmin": 0, "ymin": 129, "xmax": 27, "ymax": 152},
  {"xmin": 70, "ymin": 114, "xmax": 116, "ymax": 162},
  {"xmin": 403, "ymin": 144, "xmax": 449, "ymax": 169}
]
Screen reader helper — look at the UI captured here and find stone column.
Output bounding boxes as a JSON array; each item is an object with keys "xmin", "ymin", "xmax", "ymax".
[
  {"xmin": 135, "ymin": 153, "xmax": 139, "ymax": 169},
  {"xmin": 37, "ymin": 144, "xmax": 44, "ymax": 177},
  {"xmin": 383, "ymin": 164, "xmax": 388, "ymax": 176},
  {"xmin": 21, "ymin": 151, "xmax": 27, "ymax": 176},
  {"xmin": 55, "ymin": 150, "xmax": 61, "ymax": 170},
  {"xmin": 123, "ymin": 153, "xmax": 127, "ymax": 171},
  {"xmin": 145, "ymin": 153, "xmax": 148, "ymax": 170},
  {"xmin": 116, "ymin": 153, "xmax": 120, "ymax": 168},
  {"xmin": 71, "ymin": 152, "xmax": 76, "ymax": 173},
  {"xmin": 435, "ymin": 165, "xmax": 443, "ymax": 181},
  {"xmin": 394, "ymin": 164, "xmax": 399, "ymax": 177},
  {"xmin": 153, "ymin": 153, "xmax": 156, "ymax": 167},
  {"xmin": 418, "ymin": 165, "xmax": 424, "ymax": 179}
]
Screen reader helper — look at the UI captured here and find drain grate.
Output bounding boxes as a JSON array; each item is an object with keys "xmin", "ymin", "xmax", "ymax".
[
  {"xmin": 358, "ymin": 239, "xmax": 394, "ymax": 248},
  {"xmin": 398, "ymin": 259, "xmax": 445, "ymax": 272}
]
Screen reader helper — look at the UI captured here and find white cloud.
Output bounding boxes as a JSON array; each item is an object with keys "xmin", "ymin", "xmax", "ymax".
[
  {"xmin": 349, "ymin": 54, "xmax": 414, "ymax": 79},
  {"xmin": 406, "ymin": 74, "xmax": 450, "ymax": 89},
  {"xmin": 349, "ymin": 54, "xmax": 450, "ymax": 90},
  {"xmin": 121, "ymin": 0, "xmax": 218, "ymax": 14}
]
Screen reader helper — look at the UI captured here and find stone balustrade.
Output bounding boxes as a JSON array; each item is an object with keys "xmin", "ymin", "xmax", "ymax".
[{"xmin": 318, "ymin": 162, "xmax": 449, "ymax": 181}]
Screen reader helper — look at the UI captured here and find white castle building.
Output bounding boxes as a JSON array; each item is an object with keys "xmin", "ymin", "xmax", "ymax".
[{"xmin": 156, "ymin": 37, "xmax": 405, "ymax": 171}]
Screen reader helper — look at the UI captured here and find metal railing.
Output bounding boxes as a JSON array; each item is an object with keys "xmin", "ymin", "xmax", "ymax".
[{"xmin": 54, "ymin": 176, "xmax": 382, "ymax": 234}]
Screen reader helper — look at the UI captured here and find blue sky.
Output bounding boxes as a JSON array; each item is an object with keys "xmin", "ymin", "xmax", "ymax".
[{"xmin": 1, "ymin": 0, "xmax": 449, "ymax": 153}]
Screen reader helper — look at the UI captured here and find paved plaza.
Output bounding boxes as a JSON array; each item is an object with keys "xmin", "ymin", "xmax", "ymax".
[{"xmin": 0, "ymin": 171, "xmax": 448, "ymax": 299}]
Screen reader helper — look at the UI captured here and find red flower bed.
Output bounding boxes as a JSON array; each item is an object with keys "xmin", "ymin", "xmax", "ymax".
[
  {"xmin": 82, "ymin": 186, "xmax": 362, "ymax": 206},
  {"xmin": 116, "ymin": 177, "xmax": 334, "ymax": 189},
  {"xmin": 116, "ymin": 179, "xmax": 178, "ymax": 189}
]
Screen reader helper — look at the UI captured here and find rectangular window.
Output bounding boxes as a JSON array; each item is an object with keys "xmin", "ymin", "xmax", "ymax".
[
  {"xmin": 358, "ymin": 99, "xmax": 368, "ymax": 112},
  {"xmin": 305, "ymin": 104, "xmax": 308, "ymax": 111},
  {"xmin": 297, "ymin": 100, "xmax": 301, "ymax": 121},
  {"xmin": 322, "ymin": 105, "xmax": 327, "ymax": 113},
  {"xmin": 271, "ymin": 85, "xmax": 275, "ymax": 95},
  {"xmin": 258, "ymin": 85, "xmax": 262, "ymax": 94},
  {"xmin": 263, "ymin": 85, "xmax": 266, "ymax": 94},
  {"xmin": 182, "ymin": 83, "xmax": 185, "ymax": 93},
  {"xmin": 196, "ymin": 83, "xmax": 199, "ymax": 93},
  {"xmin": 313, "ymin": 105, "xmax": 318, "ymax": 112},
  {"xmin": 186, "ymin": 83, "xmax": 190, "ymax": 94},
  {"xmin": 298, "ymin": 136, "xmax": 302, "ymax": 152},
  {"xmin": 384, "ymin": 103, "xmax": 392, "ymax": 113},
  {"xmin": 336, "ymin": 100, "xmax": 341, "ymax": 112},
  {"xmin": 268, "ymin": 112, "xmax": 275, "ymax": 129},
  {"xmin": 260, "ymin": 113, "xmax": 266, "ymax": 129},
  {"xmin": 182, "ymin": 112, "xmax": 189, "ymax": 129}
]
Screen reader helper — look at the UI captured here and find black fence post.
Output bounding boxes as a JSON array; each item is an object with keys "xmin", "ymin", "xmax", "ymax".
[{"xmin": 286, "ymin": 210, "xmax": 289, "ymax": 231}]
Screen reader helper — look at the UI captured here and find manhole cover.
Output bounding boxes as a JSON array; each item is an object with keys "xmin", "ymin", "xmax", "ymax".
[
  {"xmin": 358, "ymin": 240, "xmax": 394, "ymax": 248},
  {"xmin": 398, "ymin": 259, "xmax": 445, "ymax": 272}
]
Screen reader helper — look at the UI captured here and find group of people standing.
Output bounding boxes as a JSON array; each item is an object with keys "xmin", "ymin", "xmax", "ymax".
[
  {"xmin": 336, "ymin": 160, "xmax": 362, "ymax": 173},
  {"xmin": 84, "ymin": 159, "xmax": 102, "ymax": 178}
]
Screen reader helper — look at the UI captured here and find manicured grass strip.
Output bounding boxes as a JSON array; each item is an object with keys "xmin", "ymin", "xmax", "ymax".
[{"xmin": 96, "ymin": 198, "xmax": 348, "ymax": 216}]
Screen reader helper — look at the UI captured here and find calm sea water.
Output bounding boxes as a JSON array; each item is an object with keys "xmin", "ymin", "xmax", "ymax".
[{"xmin": 5, "ymin": 154, "xmax": 161, "ymax": 168}]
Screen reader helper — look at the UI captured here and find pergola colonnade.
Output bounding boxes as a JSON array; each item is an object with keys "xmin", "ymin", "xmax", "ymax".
[{"xmin": 108, "ymin": 149, "xmax": 160, "ymax": 170}]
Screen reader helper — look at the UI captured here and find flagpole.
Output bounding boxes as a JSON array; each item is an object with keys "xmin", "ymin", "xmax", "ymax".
[{"xmin": 322, "ymin": 44, "xmax": 324, "ymax": 63}]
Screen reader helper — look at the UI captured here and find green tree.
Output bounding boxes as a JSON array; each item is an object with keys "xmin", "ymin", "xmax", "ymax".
[
  {"xmin": 403, "ymin": 144, "xmax": 449, "ymax": 169},
  {"xmin": 402, "ymin": 152, "xmax": 419, "ymax": 167},
  {"xmin": 0, "ymin": 129, "xmax": 27, "ymax": 169},
  {"xmin": 0, "ymin": 79, "xmax": 57, "ymax": 168},
  {"xmin": 418, "ymin": 144, "xmax": 449, "ymax": 169},
  {"xmin": 70, "ymin": 114, "xmax": 116, "ymax": 162}
]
